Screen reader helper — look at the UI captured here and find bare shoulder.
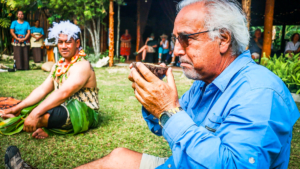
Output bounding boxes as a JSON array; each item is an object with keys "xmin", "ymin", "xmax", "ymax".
[
  {"xmin": 49, "ymin": 63, "xmax": 57, "ymax": 77},
  {"xmin": 70, "ymin": 59, "xmax": 91, "ymax": 73}
]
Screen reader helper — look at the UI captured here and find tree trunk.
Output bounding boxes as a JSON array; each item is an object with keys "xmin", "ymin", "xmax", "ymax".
[
  {"xmin": 0, "ymin": 28, "xmax": 3, "ymax": 58},
  {"xmin": 96, "ymin": 18, "xmax": 101, "ymax": 53},
  {"xmin": 116, "ymin": 4, "xmax": 121, "ymax": 59},
  {"xmin": 80, "ymin": 28, "xmax": 84, "ymax": 50},
  {"xmin": 109, "ymin": 0, "xmax": 114, "ymax": 67},
  {"xmin": 83, "ymin": 26, "xmax": 87, "ymax": 50},
  {"xmin": 262, "ymin": 0, "xmax": 275, "ymax": 59},
  {"xmin": 86, "ymin": 24, "xmax": 100, "ymax": 57},
  {"xmin": 91, "ymin": 18, "xmax": 99, "ymax": 55},
  {"xmin": 242, "ymin": 0, "xmax": 251, "ymax": 30}
]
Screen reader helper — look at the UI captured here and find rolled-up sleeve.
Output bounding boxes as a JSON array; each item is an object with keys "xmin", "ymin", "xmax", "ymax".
[{"xmin": 162, "ymin": 88, "xmax": 298, "ymax": 168}]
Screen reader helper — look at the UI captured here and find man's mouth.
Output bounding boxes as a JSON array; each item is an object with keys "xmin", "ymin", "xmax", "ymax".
[{"xmin": 61, "ymin": 51, "xmax": 69, "ymax": 54}]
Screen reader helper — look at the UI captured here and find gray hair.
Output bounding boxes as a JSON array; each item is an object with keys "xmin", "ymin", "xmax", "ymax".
[
  {"xmin": 177, "ymin": 0, "xmax": 250, "ymax": 56},
  {"xmin": 48, "ymin": 20, "xmax": 81, "ymax": 43}
]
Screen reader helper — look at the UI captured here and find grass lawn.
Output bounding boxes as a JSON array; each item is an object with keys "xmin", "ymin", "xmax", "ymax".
[{"xmin": 0, "ymin": 60, "xmax": 299, "ymax": 168}]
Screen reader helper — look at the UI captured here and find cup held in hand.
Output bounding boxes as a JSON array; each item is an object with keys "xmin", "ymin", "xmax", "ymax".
[{"xmin": 131, "ymin": 62, "xmax": 168, "ymax": 79}]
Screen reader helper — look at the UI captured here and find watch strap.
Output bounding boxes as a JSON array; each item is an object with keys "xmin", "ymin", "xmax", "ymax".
[{"xmin": 159, "ymin": 107, "xmax": 183, "ymax": 128}]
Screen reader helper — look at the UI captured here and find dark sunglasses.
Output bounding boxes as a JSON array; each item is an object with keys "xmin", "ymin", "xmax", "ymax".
[{"xmin": 172, "ymin": 29, "xmax": 215, "ymax": 48}]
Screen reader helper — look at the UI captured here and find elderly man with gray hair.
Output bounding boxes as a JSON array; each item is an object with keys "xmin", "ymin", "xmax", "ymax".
[{"xmin": 76, "ymin": 0, "xmax": 299, "ymax": 169}]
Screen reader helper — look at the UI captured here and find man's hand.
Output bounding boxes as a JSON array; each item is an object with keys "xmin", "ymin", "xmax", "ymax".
[
  {"xmin": 23, "ymin": 111, "xmax": 39, "ymax": 132},
  {"xmin": 0, "ymin": 106, "xmax": 20, "ymax": 118},
  {"xmin": 128, "ymin": 63, "xmax": 180, "ymax": 118}
]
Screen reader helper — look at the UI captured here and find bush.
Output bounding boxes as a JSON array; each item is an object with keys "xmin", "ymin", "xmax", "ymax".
[
  {"xmin": 86, "ymin": 50, "xmax": 109, "ymax": 63},
  {"xmin": 262, "ymin": 53, "xmax": 300, "ymax": 94}
]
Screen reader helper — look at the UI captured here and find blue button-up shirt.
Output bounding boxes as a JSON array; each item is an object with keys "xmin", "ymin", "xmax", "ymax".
[{"xmin": 142, "ymin": 50, "xmax": 299, "ymax": 169}]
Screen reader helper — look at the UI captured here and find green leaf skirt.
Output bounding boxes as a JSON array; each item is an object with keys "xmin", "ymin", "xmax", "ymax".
[{"xmin": 0, "ymin": 99, "xmax": 99, "ymax": 136}]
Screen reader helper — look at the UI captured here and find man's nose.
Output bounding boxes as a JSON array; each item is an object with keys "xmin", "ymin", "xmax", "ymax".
[
  {"xmin": 173, "ymin": 40, "xmax": 185, "ymax": 57},
  {"xmin": 61, "ymin": 42, "xmax": 67, "ymax": 48}
]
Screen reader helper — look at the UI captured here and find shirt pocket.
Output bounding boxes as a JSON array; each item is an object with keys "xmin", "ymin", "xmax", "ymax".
[{"xmin": 204, "ymin": 114, "xmax": 224, "ymax": 133}]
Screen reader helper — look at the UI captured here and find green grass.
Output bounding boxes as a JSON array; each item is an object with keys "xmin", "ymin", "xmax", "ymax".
[
  {"xmin": 0, "ymin": 62, "xmax": 299, "ymax": 168},
  {"xmin": 0, "ymin": 63, "xmax": 192, "ymax": 168}
]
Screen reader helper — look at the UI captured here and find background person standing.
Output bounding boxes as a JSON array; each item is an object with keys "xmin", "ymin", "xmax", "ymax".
[
  {"xmin": 120, "ymin": 29, "xmax": 131, "ymax": 61},
  {"xmin": 30, "ymin": 20, "xmax": 44, "ymax": 63},
  {"xmin": 10, "ymin": 10, "xmax": 31, "ymax": 70}
]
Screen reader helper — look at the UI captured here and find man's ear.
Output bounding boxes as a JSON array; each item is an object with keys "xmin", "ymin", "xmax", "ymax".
[
  {"xmin": 219, "ymin": 29, "xmax": 231, "ymax": 54},
  {"xmin": 76, "ymin": 39, "xmax": 81, "ymax": 48}
]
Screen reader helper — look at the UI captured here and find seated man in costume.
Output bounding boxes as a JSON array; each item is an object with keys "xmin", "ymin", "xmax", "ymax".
[
  {"xmin": 0, "ymin": 21, "xmax": 99, "ymax": 139},
  {"xmin": 74, "ymin": 0, "xmax": 299, "ymax": 169}
]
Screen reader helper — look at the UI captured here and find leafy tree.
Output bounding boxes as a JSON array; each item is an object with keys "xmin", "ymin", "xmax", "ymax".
[
  {"xmin": 13, "ymin": 0, "xmax": 110, "ymax": 57},
  {"xmin": 0, "ymin": 0, "xmax": 19, "ymax": 56},
  {"xmin": 115, "ymin": 0, "xmax": 126, "ymax": 59}
]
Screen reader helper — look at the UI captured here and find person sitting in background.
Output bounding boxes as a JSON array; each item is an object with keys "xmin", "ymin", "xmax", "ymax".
[
  {"xmin": 285, "ymin": 33, "xmax": 300, "ymax": 57},
  {"xmin": 134, "ymin": 33, "xmax": 158, "ymax": 62},
  {"xmin": 120, "ymin": 29, "xmax": 132, "ymax": 61},
  {"xmin": 10, "ymin": 10, "xmax": 31, "ymax": 70},
  {"xmin": 249, "ymin": 29, "xmax": 263, "ymax": 60},
  {"xmin": 158, "ymin": 34, "xmax": 169, "ymax": 63},
  {"xmin": 30, "ymin": 20, "xmax": 45, "ymax": 63}
]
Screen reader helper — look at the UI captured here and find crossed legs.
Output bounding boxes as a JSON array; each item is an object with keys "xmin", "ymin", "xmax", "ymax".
[
  {"xmin": 135, "ymin": 45, "xmax": 149, "ymax": 61},
  {"xmin": 75, "ymin": 148, "xmax": 142, "ymax": 169}
]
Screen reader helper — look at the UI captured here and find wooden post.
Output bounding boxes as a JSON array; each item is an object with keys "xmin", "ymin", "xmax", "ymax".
[
  {"xmin": 242, "ymin": 0, "xmax": 251, "ymax": 30},
  {"xmin": 136, "ymin": 0, "xmax": 141, "ymax": 61},
  {"xmin": 109, "ymin": 0, "xmax": 114, "ymax": 67},
  {"xmin": 280, "ymin": 25, "xmax": 286, "ymax": 53},
  {"xmin": 261, "ymin": 0, "xmax": 275, "ymax": 58}
]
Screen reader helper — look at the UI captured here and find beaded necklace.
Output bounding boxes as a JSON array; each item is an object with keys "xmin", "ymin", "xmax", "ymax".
[{"xmin": 52, "ymin": 49, "xmax": 86, "ymax": 83}]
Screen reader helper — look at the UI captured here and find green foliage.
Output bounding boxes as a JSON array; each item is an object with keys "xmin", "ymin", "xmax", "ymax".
[
  {"xmin": 0, "ymin": 18, "xmax": 10, "ymax": 28},
  {"xmin": 120, "ymin": 56, "xmax": 125, "ymax": 63},
  {"xmin": 263, "ymin": 53, "xmax": 300, "ymax": 94},
  {"xmin": 86, "ymin": 50, "xmax": 109, "ymax": 63},
  {"xmin": 115, "ymin": 0, "xmax": 126, "ymax": 6}
]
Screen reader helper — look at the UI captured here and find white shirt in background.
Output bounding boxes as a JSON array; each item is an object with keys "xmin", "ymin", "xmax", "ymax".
[
  {"xmin": 162, "ymin": 40, "xmax": 168, "ymax": 49},
  {"xmin": 285, "ymin": 41, "xmax": 300, "ymax": 53}
]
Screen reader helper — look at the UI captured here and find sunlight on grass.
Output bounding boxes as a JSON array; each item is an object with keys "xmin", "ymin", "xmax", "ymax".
[{"xmin": 0, "ymin": 64, "xmax": 299, "ymax": 168}]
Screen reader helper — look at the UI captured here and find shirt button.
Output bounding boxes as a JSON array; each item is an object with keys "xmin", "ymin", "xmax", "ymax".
[
  {"xmin": 153, "ymin": 117, "xmax": 156, "ymax": 120},
  {"xmin": 249, "ymin": 157, "xmax": 255, "ymax": 164},
  {"xmin": 168, "ymin": 164, "xmax": 172, "ymax": 168},
  {"xmin": 155, "ymin": 130, "xmax": 158, "ymax": 133}
]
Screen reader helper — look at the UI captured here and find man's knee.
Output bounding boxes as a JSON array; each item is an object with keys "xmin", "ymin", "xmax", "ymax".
[{"xmin": 109, "ymin": 147, "xmax": 129, "ymax": 158}]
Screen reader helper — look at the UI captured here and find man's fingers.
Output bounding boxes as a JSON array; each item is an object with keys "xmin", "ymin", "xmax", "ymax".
[
  {"xmin": 132, "ymin": 82, "xmax": 136, "ymax": 90},
  {"xmin": 160, "ymin": 63, "xmax": 167, "ymax": 67},
  {"xmin": 131, "ymin": 68, "xmax": 148, "ymax": 89},
  {"xmin": 134, "ymin": 88, "xmax": 145, "ymax": 106},
  {"xmin": 166, "ymin": 68, "xmax": 177, "ymax": 92},
  {"xmin": 128, "ymin": 71, "xmax": 134, "ymax": 82},
  {"xmin": 136, "ymin": 62, "xmax": 160, "ymax": 82}
]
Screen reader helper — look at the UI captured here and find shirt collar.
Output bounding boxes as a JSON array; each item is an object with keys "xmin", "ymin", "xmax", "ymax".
[{"xmin": 212, "ymin": 50, "xmax": 253, "ymax": 92}]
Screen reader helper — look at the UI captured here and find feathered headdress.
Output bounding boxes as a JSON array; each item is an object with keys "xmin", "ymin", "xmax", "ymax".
[{"xmin": 48, "ymin": 20, "xmax": 81, "ymax": 43}]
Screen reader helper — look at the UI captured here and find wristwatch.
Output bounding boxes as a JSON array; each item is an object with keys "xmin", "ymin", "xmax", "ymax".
[{"xmin": 159, "ymin": 107, "xmax": 183, "ymax": 128}]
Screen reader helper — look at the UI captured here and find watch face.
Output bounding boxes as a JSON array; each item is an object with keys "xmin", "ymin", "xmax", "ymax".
[{"xmin": 160, "ymin": 113, "xmax": 170, "ymax": 126}]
